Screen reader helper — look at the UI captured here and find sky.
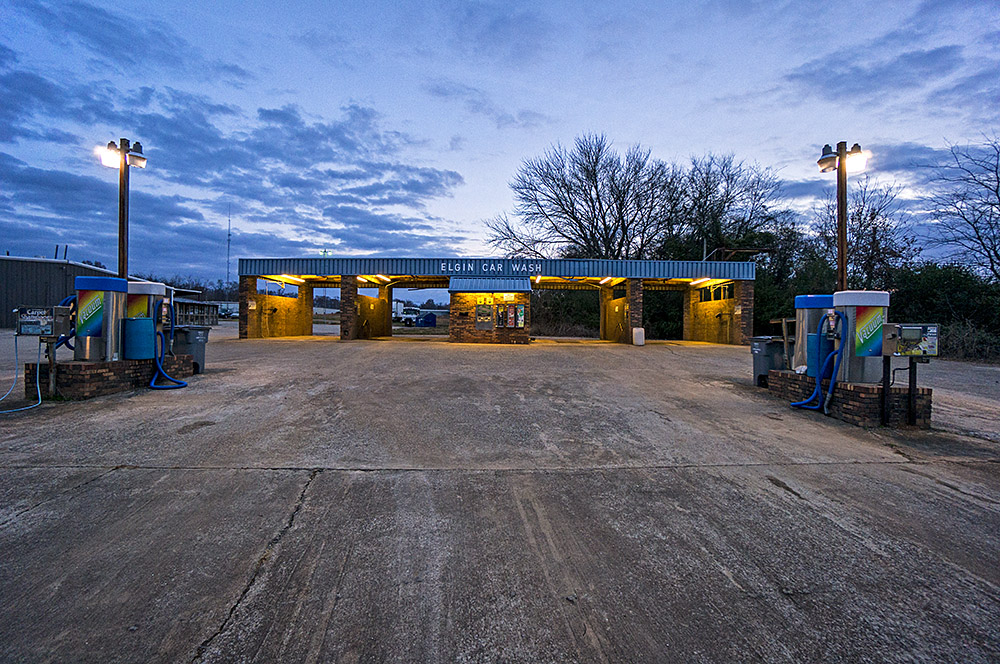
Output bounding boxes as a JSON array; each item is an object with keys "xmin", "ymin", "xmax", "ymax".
[{"xmin": 1, "ymin": 0, "xmax": 998, "ymax": 282}]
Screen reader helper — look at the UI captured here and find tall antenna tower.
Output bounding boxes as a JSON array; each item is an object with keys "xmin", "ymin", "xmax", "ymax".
[{"xmin": 226, "ymin": 203, "xmax": 232, "ymax": 287}]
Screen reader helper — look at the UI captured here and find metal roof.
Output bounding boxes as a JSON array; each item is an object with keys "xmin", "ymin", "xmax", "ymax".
[
  {"xmin": 240, "ymin": 257, "xmax": 755, "ymax": 281},
  {"xmin": 448, "ymin": 277, "xmax": 532, "ymax": 293}
]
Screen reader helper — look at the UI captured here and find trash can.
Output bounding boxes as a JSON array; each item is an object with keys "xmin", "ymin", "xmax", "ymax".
[
  {"xmin": 173, "ymin": 325, "xmax": 209, "ymax": 374},
  {"xmin": 751, "ymin": 336, "xmax": 785, "ymax": 387}
]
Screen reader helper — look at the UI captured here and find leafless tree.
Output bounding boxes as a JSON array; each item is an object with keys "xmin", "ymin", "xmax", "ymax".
[
  {"xmin": 814, "ymin": 175, "xmax": 920, "ymax": 289},
  {"xmin": 681, "ymin": 154, "xmax": 786, "ymax": 255},
  {"xmin": 925, "ymin": 137, "xmax": 1000, "ymax": 281},
  {"xmin": 486, "ymin": 134, "xmax": 686, "ymax": 259}
]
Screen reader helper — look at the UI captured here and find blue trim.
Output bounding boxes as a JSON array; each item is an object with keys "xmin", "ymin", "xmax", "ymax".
[
  {"xmin": 794, "ymin": 294, "xmax": 833, "ymax": 309},
  {"xmin": 239, "ymin": 257, "xmax": 755, "ymax": 281},
  {"xmin": 74, "ymin": 276, "xmax": 128, "ymax": 292},
  {"xmin": 448, "ymin": 277, "xmax": 533, "ymax": 293}
]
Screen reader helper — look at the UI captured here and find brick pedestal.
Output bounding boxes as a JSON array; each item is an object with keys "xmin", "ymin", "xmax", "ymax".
[
  {"xmin": 24, "ymin": 356, "xmax": 194, "ymax": 400},
  {"xmin": 767, "ymin": 369, "xmax": 931, "ymax": 428}
]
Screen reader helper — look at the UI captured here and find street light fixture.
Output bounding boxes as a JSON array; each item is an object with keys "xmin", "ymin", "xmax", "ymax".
[
  {"xmin": 96, "ymin": 138, "xmax": 147, "ymax": 279},
  {"xmin": 817, "ymin": 141, "xmax": 866, "ymax": 291}
]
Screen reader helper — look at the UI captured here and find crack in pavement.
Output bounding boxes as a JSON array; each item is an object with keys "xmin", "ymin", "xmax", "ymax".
[
  {"xmin": 0, "ymin": 465, "xmax": 122, "ymax": 528},
  {"xmin": 0, "ymin": 459, "xmax": 926, "ymax": 473},
  {"xmin": 190, "ymin": 468, "xmax": 321, "ymax": 663}
]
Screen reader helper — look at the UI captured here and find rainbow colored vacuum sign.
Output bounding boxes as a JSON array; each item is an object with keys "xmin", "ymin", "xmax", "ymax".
[
  {"xmin": 854, "ymin": 306, "xmax": 885, "ymax": 357},
  {"xmin": 76, "ymin": 290, "xmax": 104, "ymax": 337}
]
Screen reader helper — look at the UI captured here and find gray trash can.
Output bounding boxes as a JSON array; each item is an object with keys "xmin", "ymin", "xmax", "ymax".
[
  {"xmin": 173, "ymin": 325, "xmax": 209, "ymax": 374},
  {"xmin": 751, "ymin": 336, "xmax": 785, "ymax": 387}
]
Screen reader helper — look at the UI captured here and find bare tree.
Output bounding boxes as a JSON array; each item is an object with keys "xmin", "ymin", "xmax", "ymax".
[
  {"xmin": 925, "ymin": 137, "xmax": 1000, "ymax": 281},
  {"xmin": 682, "ymin": 154, "xmax": 785, "ymax": 255},
  {"xmin": 814, "ymin": 176, "xmax": 919, "ymax": 289},
  {"xmin": 486, "ymin": 134, "xmax": 686, "ymax": 259}
]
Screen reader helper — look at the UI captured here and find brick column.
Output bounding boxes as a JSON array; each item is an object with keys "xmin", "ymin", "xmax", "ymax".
[
  {"xmin": 626, "ymin": 278, "xmax": 643, "ymax": 343},
  {"xmin": 299, "ymin": 283, "xmax": 314, "ymax": 336},
  {"xmin": 238, "ymin": 275, "xmax": 256, "ymax": 339},
  {"xmin": 682, "ymin": 286, "xmax": 695, "ymax": 341},
  {"xmin": 340, "ymin": 275, "xmax": 358, "ymax": 340},
  {"xmin": 735, "ymin": 280, "xmax": 754, "ymax": 345}
]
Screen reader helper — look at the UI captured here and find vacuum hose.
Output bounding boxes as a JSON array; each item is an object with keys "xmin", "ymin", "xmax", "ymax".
[
  {"xmin": 791, "ymin": 310, "xmax": 848, "ymax": 415},
  {"xmin": 150, "ymin": 300, "xmax": 187, "ymax": 390},
  {"xmin": 0, "ymin": 337, "xmax": 43, "ymax": 414}
]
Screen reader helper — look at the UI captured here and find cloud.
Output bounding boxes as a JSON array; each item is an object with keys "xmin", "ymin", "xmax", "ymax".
[
  {"xmin": 0, "ymin": 50, "xmax": 471, "ymax": 278},
  {"xmin": 867, "ymin": 142, "xmax": 952, "ymax": 176},
  {"xmin": 0, "ymin": 151, "xmax": 209, "ymax": 269},
  {"xmin": 0, "ymin": 42, "xmax": 17, "ymax": 69},
  {"xmin": 0, "ymin": 149, "xmax": 467, "ymax": 275},
  {"xmin": 0, "ymin": 70, "xmax": 129, "ymax": 142},
  {"xmin": 929, "ymin": 63, "xmax": 1000, "ymax": 125},
  {"xmin": 779, "ymin": 179, "xmax": 830, "ymax": 201},
  {"xmin": 296, "ymin": 30, "xmax": 368, "ymax": 69},
  {"xmin": 425, "ymin": 79, "xmax": 550, "ymax": 129},
  {"xmin": 786, "ymin": 45, "xmax": 965, "ymax": 99},
  {"xmin": 16, "ymin": 0, "xmax": 253, "ymax": 85},
  {"xmin": 445, "ymin": 1, "xmax": 554, "ymax": 66}
]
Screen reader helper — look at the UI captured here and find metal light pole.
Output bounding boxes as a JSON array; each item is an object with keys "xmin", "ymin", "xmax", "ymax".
[
  {"xmin": 98, "ymin": 139, "xmax": 147, "ymax": 278},
  {"xmin": 117, "ymin": 138, "xmax": 130, "ymax": 279},
  {"xmin": 818, "ymin": 141, "xmax": 866, "ymax": 292}
]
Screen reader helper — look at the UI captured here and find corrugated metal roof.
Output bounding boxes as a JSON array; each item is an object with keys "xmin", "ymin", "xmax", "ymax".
[
  {"xmin": 240, "ymin": 257, "xmax": 755, "ymax": 281},
  {"xmin": 448, "ymin": 277, "xmax": 533, "ymax": 293}
]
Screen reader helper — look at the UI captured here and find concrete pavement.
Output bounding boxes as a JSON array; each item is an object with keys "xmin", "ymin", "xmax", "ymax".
[{"xmin": 0, "ymin": 325, "xmax": 997, "ymax": 662}]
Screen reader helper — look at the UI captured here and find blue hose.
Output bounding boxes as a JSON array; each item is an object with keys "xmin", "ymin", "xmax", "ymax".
[
  {"xmin": 150, "ymin": 331, "xmax": 187, "ymax": 389},
  {"xmin": 0, "ymin": 333, "xmax": 20, "ymax": 402},
  {"xmin": 55, "ymin": 328, "xmax": 75, "ymax": 350},
  {"xmin": 0, "ymin": 338, "xmax": 43, "ymax": 414},
  {"xmin": 150, "ymin": 301, "xmax": 187, "ymax": 389},
  {"xmin": 792, "ymin": 310, "xmax": 848, "ymax": 414}
]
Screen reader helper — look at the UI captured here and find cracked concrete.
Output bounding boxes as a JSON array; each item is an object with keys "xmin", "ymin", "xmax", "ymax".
[{"xmin": 0, "ymin": 323, "xmax": 998, "ymax": 662}]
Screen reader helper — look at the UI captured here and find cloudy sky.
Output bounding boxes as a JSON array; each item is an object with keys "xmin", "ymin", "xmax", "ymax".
[{"xmin": 1, "ymin": 0, "xmax": 997, "ymax": 281}]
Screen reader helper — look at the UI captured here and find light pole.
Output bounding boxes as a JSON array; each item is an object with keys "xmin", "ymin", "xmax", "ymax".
[
  {"xmin": 818, "ymin": 141, "xmax": 866, "ymax": 291},
  {"xmin": 97, "ymin": 139, "xmax": 147, "ymax": 278}
]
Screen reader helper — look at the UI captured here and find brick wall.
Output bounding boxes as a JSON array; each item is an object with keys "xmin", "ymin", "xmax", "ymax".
[
  {"xmin": 683, "ymin": 281, "xmax": 752, "ymax": 345},
  {"xmin": 735, "ymin": 280, "xmax": 753, "ymax": 345},
  {"xmin": 449, "ymin": 293, "xmax": 530, "ymax": 344},
  {"xmin": 239, "ymin": 277, "xmax": 313, "ymax": 339},
  {"xmin": 24, "ymin": 355, "xmax": 194, "ymax": 400},
  {"xmin": 239, "ymin": 277, "xmax": 313, "ymax": 338},
  {"xmin": 767, "ymin": 369, "xmax": 931, "ymax": 428},
  {"xmin": 626, "ymin": 279, "xmax": 643, "ymax": 331}
]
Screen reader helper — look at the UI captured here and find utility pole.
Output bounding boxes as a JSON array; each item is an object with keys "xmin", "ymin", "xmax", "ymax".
[{"xmin": 226, "ymin": 203, "xmax": 232, "ymax": 289}]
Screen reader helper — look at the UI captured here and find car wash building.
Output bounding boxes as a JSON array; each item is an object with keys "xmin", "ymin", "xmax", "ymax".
[{"xmin": 238, "ymin": 257, "xmax": 755, "ymax": 345}]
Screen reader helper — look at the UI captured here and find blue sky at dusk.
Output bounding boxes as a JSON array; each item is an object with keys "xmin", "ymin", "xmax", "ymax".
[{"xmin": 1, "ymin": 0, "xmax": 997, "ymax": 281}]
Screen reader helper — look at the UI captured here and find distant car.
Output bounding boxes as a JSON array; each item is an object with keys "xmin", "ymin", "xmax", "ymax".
[{"xmin": 220, "ymin": 310, "xmax": 238, "ymax": 319}]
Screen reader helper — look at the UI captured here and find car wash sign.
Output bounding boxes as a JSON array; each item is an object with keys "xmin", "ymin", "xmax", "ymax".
[{"xmin": 440, "ymin": 259, "xmax": 544, "ymax": 275}]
